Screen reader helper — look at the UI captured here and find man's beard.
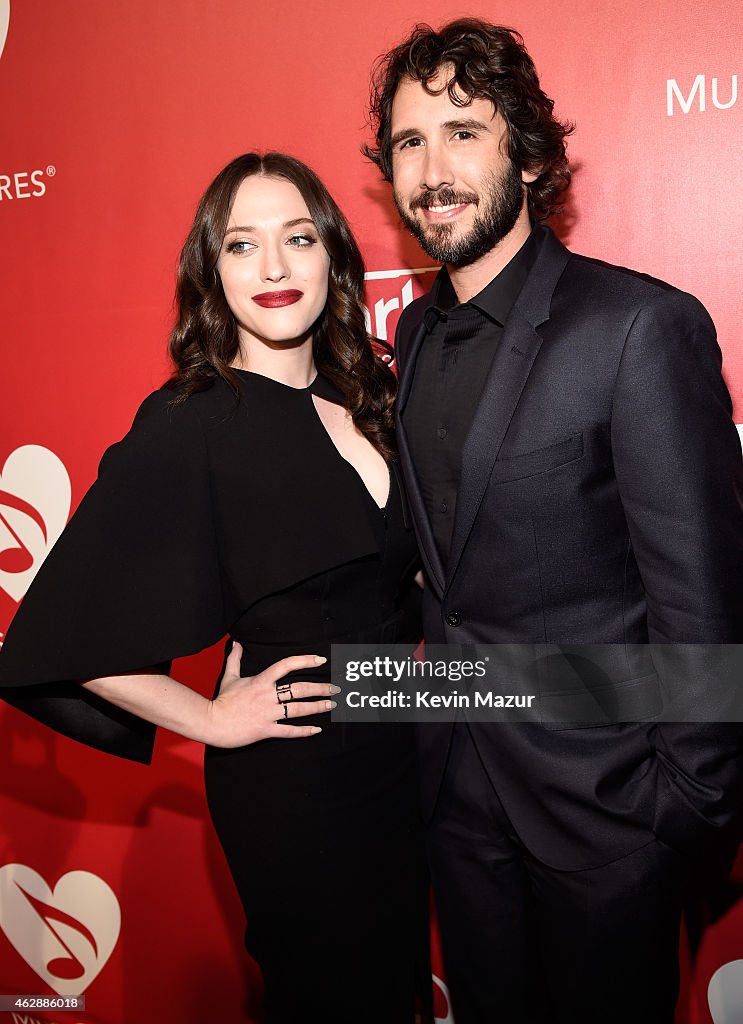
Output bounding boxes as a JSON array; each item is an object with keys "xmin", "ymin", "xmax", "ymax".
[{"xmin": 394, "ymin": 161, "xmax": 525, "ymax": 268}]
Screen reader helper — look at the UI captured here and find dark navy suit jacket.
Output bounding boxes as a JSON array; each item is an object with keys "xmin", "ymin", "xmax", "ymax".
[{"xmin": 395, "ymin": 224, "xmax": 743, "ymax": 870}]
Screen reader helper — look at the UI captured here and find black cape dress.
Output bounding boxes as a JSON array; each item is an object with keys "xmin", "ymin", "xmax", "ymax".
[{"xmin": 0, "ymin": 369, "xmax": 430, "ymax": 1024}]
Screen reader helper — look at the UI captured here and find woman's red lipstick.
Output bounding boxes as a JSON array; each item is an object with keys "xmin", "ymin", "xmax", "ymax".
[{"xmin": 251, "ymin": 290, "xmax": 303, "ymax": 308}]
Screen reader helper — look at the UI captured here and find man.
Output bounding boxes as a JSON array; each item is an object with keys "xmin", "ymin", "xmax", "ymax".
[{"xmin": 365, "ymin": 18, "xmax": 743, "ymax": 1023}]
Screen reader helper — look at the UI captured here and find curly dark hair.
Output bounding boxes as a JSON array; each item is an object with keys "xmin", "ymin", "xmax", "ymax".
[
  {"xmin": 167, "ymin": 152, "xmax": 396, "ymax": 459},
  {"xmin": 364, "ymin": 19, "xmax": 574, "ymax": 221}
]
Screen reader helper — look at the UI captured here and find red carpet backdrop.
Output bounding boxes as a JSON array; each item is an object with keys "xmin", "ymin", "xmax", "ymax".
[{"xmin": 1, "ymin": 1, "xmax": 741, "ymax": 1021}]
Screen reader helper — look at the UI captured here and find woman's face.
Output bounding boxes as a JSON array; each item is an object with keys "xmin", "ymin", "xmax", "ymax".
[{"xmin": 217, "ymin": 175, "xmax": 330, "ymax": 350}]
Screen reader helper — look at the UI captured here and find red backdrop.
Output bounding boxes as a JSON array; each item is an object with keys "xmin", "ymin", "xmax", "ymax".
[{"xmin": 1, "ymin": 1, "xmax": 741, "ymax": 1021}]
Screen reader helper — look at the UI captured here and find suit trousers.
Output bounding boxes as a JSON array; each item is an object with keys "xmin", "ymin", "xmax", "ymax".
[{"xmin": 427, "ymin": 723, "xmax": 691, "ymax": 1024}]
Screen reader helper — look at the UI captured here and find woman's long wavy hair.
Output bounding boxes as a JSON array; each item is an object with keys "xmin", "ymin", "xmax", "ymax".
[
  {"xmin": 364, "ymin": 19, "xmax": 574, "ymax": 221},
  {"xmin": 167, "ymin": 152, "xmax": 396, "ymax": 459}
]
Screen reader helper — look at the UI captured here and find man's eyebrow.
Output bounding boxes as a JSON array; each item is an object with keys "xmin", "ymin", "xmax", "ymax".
[
  {"xmin": 441, "ymin": 117, "xmax": 494, "ymax": 134},
  {"xmin": 389, "ymin": 127, "xmax": 421, "ymax": 149},
  {"xmin": 224, "ymin": 217, "xmax": 316, "ymax": 234},
  {"xmin": 390, "ymin": 118, "xmax": 494, "ymax": 148}
]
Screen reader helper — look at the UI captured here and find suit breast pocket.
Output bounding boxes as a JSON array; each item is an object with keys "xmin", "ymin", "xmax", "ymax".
[
  {"xmin": 540, "ymin": 671, "xmax": 663, "ymax": 730},
  {"xmin": 490, "ymin": 432, "xmax": 584, "ymax": 485}
]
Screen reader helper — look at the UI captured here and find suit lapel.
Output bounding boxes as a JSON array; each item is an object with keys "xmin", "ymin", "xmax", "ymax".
[
  {"xmin": 446, "ymin": 313, "xmax": 544, "ymax": 584},
  {"xmin": 396, "ymin": 320, "xmax": 447, "ymax": 596},
  {"xmin": 446, "ymin": 227, "xmax": 571, "ymax": 589},
  {"xmin": 396, "ymin": 318, "xmax": 426, "ymax": 414}
]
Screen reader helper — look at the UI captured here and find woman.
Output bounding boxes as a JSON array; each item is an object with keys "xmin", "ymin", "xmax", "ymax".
[{"xmin": 0, "ymin": 153, "xmax": 429, "ymax": 1023}]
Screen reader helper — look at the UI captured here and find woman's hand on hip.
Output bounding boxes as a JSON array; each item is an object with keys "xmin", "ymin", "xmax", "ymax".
[{"xmin": 206, "ymin": 641, "xmax": 339, "ymax": 747}]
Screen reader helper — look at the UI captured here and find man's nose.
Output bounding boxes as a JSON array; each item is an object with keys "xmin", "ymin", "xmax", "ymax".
[{"xmin": 420, "ymin": 143, "xmax": 455, "ymax": 191}]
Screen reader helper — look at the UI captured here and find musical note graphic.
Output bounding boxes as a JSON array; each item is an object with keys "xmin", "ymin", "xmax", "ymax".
[
  {"xmin": 0, "ymin": 445, "xmax": 71, "ymax": 604},
  {"xmin": 0, "ymin": 488, "xmax": 47, "ymax": 575},
  {"xmin": 15, "ymin": 883, "xmax": 97, "ymax": 981},
  {"xmin": 0, "ymin": 864, "xmax": 120, "ymax": 995}
]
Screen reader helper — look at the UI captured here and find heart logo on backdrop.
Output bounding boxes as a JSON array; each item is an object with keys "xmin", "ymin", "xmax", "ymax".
[
  {"xmin": 0, "ymin": 445, "xmax": 71, "ymax": 604},
  {"xmin": 433, "ymin": 973, "xmax": 454, "ymax": 1024},
  {"xmin": 0, "ymin": 1, "xmax": 9, "ymax": 62},
  {"xmin": 0, "ymin": 864, "xmax": 121, "ymax": 995},
  {"xmin": 708, "ymin": 959, "xmax": 743, "ymax": 1023}
]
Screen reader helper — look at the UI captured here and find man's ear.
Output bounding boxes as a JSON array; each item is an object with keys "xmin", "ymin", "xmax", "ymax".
[{"xmin": 521, "ymin": 167, "xmax": 541, "ymax": 184}]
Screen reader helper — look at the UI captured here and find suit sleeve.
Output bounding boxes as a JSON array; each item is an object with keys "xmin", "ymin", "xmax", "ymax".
[
  {"xmin": 0, "ymin": 388, "xmax": 231, "ymax": 764},
  {"xmin": 610, "ymin": 289, "xmax": 743, "ymax": 845}
]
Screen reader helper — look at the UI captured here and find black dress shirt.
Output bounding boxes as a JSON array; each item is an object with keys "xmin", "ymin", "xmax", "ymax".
[{"xmin": 403, "ymin": 227, "xmax": 544, "ymax": 568}]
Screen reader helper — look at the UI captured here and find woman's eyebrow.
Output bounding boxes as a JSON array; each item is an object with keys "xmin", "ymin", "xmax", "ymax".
[{"xmin": 224, "ymin": 218, "xmax": 316, "ymax": 234}]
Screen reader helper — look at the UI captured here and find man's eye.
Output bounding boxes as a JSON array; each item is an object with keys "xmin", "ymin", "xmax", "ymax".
[
  {"xmin": 287, "ymin": 234, "xmax": 317, "ymax": 247},
  {"xmin": 453, "ymin": 131, "xmax": 474, "ymax": 141},
  {"xmin": 399, "ymin": 137, "xmax": 424, "ymax": 150}
]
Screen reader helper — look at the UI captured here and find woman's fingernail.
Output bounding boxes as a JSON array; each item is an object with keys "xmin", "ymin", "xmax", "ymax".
[
  {"xmin": 330, "ymin": 684, "xmax": 341, "ymax": 694},
  {"xmin": 314, "ymin": 656, "xmax": 327, "ymax": 665},
  {"xmin": 311, "ymin": 727, "xmax": 323, "ymax": 734},
  {"xmin": 326, "ymin": 700, "xmax": 337, "ymax": 711}
]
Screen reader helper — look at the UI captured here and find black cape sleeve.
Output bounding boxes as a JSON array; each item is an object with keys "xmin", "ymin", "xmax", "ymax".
[{"xmin": 0, "ymin": 388, "xmax": 231, "ymax": 764}]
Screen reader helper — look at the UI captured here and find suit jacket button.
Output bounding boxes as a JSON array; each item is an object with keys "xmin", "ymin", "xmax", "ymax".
[{"xmin": 446, "ymin": 611, "xmax": 462, "ymax": 627}]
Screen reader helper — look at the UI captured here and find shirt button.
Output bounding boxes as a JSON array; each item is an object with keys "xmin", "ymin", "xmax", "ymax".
[
  {"xmin": 446, "ymin": 611, "xmax": 462, "ymax": 627},
  {"xmin": 437, "ymin": 427, "xmax": 447, "ymax": 439},
  {"xmin": 440, "ymin": 502, "xmax": 448, "ymax": 513}
]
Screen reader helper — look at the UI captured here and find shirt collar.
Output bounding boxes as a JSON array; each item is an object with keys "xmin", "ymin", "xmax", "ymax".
[{"xmin": 429, "ymin": 224, "xmax": 543, "ymax": 327}]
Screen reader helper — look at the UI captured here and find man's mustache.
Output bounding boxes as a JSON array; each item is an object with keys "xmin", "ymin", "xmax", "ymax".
[{"xmin": 409, "ymin": 188, "xmax": 478, "ymax": 212}]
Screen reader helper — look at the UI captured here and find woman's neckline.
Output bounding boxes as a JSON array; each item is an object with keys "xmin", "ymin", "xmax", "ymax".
[
  {"xmin": 230, "ymin": 366, "xmax": 390, "ymax": 510},
  {"xmin": 231, "ymin": 366, "xmax": 319, "ymax": 391}
]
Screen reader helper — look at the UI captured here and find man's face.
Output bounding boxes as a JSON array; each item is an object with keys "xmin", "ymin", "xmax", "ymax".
[{"xmin": 390, "ymin": 71, "xmax": 536, "ymax": 267}]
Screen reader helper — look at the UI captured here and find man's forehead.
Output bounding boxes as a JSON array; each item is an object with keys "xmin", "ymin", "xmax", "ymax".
[{"xmin": 391, "ymin": 73, "xmax": 498, "ymax": 123}]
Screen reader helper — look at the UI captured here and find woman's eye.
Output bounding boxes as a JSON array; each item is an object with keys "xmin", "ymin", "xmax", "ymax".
[
  {"xmin": 225, "ymin": 240, "xmax": 255, "ymax": 254},
  {"xmin": 287, "ymin": 234, "xmax": 316, "ymax": 248}
]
